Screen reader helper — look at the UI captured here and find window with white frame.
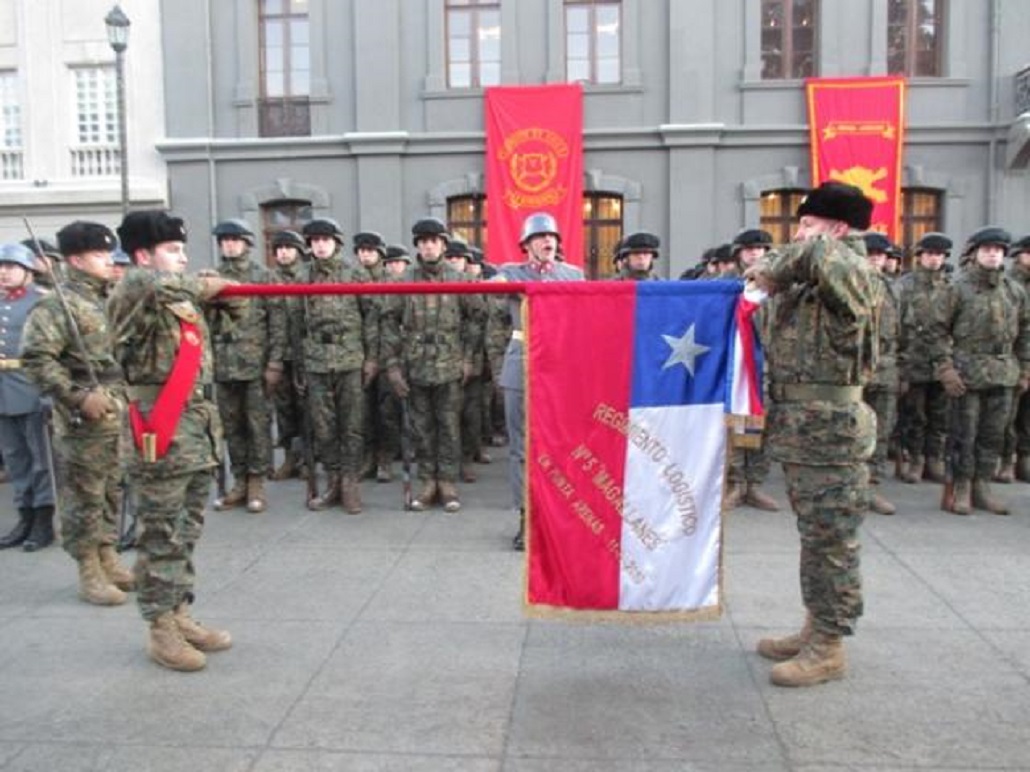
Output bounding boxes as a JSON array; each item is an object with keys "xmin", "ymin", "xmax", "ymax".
[
  {"xmin": 71, "ymin": 66, "xmax": 119, "ymax": 177},
  {"xmin": 446, "ymin": 0, "xmax": 501, "ymax": 88},
  {"xmin": 565, "ymin": 0, "xmax": 621, "ymax": 85},
  {"xmin": 0, "ymin": 71, "xmax": 22, "ymax": 180}
]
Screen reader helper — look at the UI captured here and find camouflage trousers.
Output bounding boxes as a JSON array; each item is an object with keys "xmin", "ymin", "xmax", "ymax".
[
  {"xmin": 461, "ymin": 374, "xmax": 485, "ymax": 462},
  {"xmin": 271, "ymin": 361, "xmax": 302, "ymax": 450},
  {"xmin": 56, "ymin": 432, "xmax": 120, "ymax": 558},
  {"xmin": 307, "ymin": 369, "xmax": 363, "ymax": 475},
  {"xmin": 135, "ymin": 468, "xmax": 211, "ymax": 621},
  {"xmin": 377, "ymin": 375, "xmax": 402, "ymax": 464},
  {"xmin": 783, "ymin": 462, "xmax": 868, "ymax": 636},
  {"xmin": 409, "ymin": 379, "xmax": 462, "ymax": 483},
  {"xmin": 216, "ymin": 379, "xmax": 272, "ymax": 478},
  {"xmin": 1001, "ymin": 386, "xmax": 1030, "ymax": 459},
  {"xmin": 863, "ymin": 386, "xmax": 897, "ymax": 482},
  {"xmin": 898, "ymin": 381, "xmax": 950, "ymax": 461},
  {"xmin": 947, "ymin": 386, "xmax": 1012, "ymax": 481},
  {"xmin": 726, "ymin": 442, "xmax": 771, "ymax": 486}
]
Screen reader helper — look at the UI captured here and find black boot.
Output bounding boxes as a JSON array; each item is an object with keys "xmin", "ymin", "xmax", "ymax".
[
  {"xmin": 22, "ymin": 506, "xmax": 55, "ymax": 552},
  {"xmin": 0, "ymin": 507, "xmax": 33, "ymax": 549},
  {"xmin": 512, "ymin": 509, "xmax": 525, "ymax": 552}
]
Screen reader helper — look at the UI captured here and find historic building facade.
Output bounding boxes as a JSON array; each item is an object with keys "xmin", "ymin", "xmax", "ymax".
[{"xmin": 157, "ymin": 0, "xmax": 1030, "ymax": 278}]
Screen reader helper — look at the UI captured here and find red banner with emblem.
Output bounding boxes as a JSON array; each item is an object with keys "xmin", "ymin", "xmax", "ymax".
[
  {"xmin": 806, "ymin": 77, "xmax": 906, "ymax": 239},
  {"xmin": 485, "ymin": 84, "xmax": 584, "ymax": 267}
]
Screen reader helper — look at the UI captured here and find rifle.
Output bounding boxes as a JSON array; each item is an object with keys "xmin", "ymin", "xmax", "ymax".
[
  {"xmin": 38, "ymin": 398, "xmax": 62, "ymax": 515},
  {"xmin": 115, "ymin": 472, "xmax": 137, "ymax": 552},
  {"xmin": 400, "ymin": 397, "xmax": 413, "ymax": 510}
]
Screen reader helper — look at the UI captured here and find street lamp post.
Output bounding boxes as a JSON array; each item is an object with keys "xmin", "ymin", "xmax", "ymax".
[{"xmin": 105, "ymin": 5, "xmax": 131, "ymax": 216}]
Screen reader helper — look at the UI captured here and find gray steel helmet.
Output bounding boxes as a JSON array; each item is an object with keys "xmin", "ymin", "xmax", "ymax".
[
  {"xmin": 0, "ymin": 243, "xmax": 39, "ymax": 272},
  {"xmin": 519, "ymin": 212, "xmax": 561, "ymax": 246},
  {"xmin": 212, "ymin": 218, "xmax": 255, "ymax": 246}
]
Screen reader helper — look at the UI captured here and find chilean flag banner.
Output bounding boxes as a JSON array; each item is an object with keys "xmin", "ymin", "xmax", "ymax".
[{"xmin": 525, "ymin": 280, "xmax": 761, "ymax": 619}]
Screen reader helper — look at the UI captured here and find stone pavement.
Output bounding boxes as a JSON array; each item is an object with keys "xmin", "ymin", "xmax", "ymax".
[{"xmin": 0, "ymin": 451, "xmax": 1029, "ymax": 771}]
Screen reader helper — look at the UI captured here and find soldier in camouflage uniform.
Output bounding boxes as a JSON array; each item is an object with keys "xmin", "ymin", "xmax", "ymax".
[
  {"xmin": 614, "ymin": 231, "xmax": 660, "ymax": 281},
  {"xmin": 706, "ymin": 243, "xmax": 737, "ymax": 278},
  {"xmin": 998, "ymin": 235, "xmax": 1030, "ymax": 482},
  {"xmin": 381, "ymin": 217, "xmax": 485, "ymax": 512},
  {"xmin": 930, "ymin": 226, "xmax": 1030, "ymax": 515},
  {"xmin": 723, "ymin": 228, "xmax": 781, "ymax": 511},
  {"xmin": 465, "ymin": 247, "xmax": 499, "ymax": 456},
  {"xmin": 208, "ymin": 219, "xmax": 280, "ymax": 513},
  {"xmin": 21, "ymin": 221, "xmax": 136, "ymax": 606},
  {"xmin": 108, "ymin": 210, "xmax": 237, "ymax": 671},
  {"xmin": 896, "ymin": 232, "xmax": 953, "ymax": 483},
  {"xmin": 744, "ymin": 182, "xmax": 879, "ymax": 688},
  {"xmin": 267, "ymin": 229, "xmax": 307, "ymax": 481},
  {"xmin": 482, "ymin": 256, "xmax": 512, "ymax": 449},
  {"xmin": 860, "ymin": 233, "xmax": 900, "ymax": 515},
  {"xmin": 296, "ymin": 218, "xmax": 379, "ymax": 513},
  {"xmin": 494, "ymin": 213, "xmax": 585, "ymax": 549},
  {"xmin": 353, "ymin": 231, "xmax": 388, "ymax": 480},
  {"xmin": 0, "ymin": 244, "xmax": 56, "ymax": 552},
  {"xmin": 373, "ymin": 245, "xmax": 413, "ymax": 482}
]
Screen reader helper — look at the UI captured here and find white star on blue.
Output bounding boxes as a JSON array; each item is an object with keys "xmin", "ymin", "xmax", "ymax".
[{"xmin": 661, "ymin": 323, "xmax": 710, "ymax": 377}]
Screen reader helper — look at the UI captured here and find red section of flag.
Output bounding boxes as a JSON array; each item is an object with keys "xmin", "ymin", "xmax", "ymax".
[
  {"xmin": 806, "ymin": 77, "xmax": 906, "ymax": 240},
  {"xmin": 525, "ymin": 283, "xmax": 633, "ymax": 609},
  {"xmin": 485, "ymin": 84, "xmax": 584, "ymax": 267}
]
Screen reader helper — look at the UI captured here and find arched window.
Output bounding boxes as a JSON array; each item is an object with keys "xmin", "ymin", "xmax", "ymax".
[
  {"xmin": 260, "ymin": 198, "xmax": 313, "ymax": 266},
  {"xmin": 759, "ymin": 188, "xmax": 807, "ymax": 245}
]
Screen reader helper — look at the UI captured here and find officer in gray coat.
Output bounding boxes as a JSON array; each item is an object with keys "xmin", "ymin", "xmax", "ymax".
[
  {"xmin": 493, "ymin": 212, "xmax": 586, "ymax": 550},
  {"xmin": 0, "ymin": 243, "xmax": 56, "ymax": 551}
]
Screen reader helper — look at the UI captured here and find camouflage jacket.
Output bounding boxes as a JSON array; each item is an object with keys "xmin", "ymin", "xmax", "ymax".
[
  {"xmin": 207, "ymin": 255, "xmax": 282, "ymax": 380},
  {"xmin": 268, "ymin": 261, "xmax": 305, "ymax": 363},
  {"xmin": 107, "ymin": 268, "xmax": 221, "ymax": 475},
  {"xmin": 869, "ymin": 272, "xmax": 900, "ymax": 390},
  {"xmin": 928, "ymin": 263, "xmax": 1030, "ymax": 389},
  {"xmin": 759, "ymin": 233, "xmax": 880, "ymax": 465},
  {"xmin": 21, "ymin": 267, "xmax": 125, "ymax": 437},
  {"xmin": 380, "ymin": 262, "xmax": 486, "ymax": 385},
  {"xmin": 615, "ymin": 267, "xmax": 659, "ymax": 281},
  {"xmin": 484, "ymin": 294, "xmax": 513, "ymax": 379},
  {"xmin": 296, "ymin": 252, "xmax": 379, "ymax": 375},
  {"xmin": 897, "ymin": 266, "xmax": 950, "ymax": 383},
  {"xmin": 1007, "ymin": 261, "xmax": 1030, "ymax": 293}
]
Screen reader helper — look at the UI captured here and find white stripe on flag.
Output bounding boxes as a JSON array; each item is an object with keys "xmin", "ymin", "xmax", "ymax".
[{"xmin": 619, "ymin": 403, "xmax": 725, "ymax": 611}]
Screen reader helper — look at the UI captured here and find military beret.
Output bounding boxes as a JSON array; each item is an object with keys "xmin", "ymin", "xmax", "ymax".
[
  {"xmin": 1010, "ymin": 235, "xmax": 1030, "ymax": 256},
  {"xmin": 383, "ymin": 244, "xmax": 412, "ymax": 263},
  {"xmin": 619, "ymin": 231, "xmax": 661, "ymax": 257},
  {"xmin": 56, "ymin": 221, "xmax": 118, "ymax": 257},
  {"xmin": 20, "ymin": 238, "xmax": 61, "ymax": 260},
  {"xmin": 211, "ymin": 218, "xmax": 255, "ymax": 245},
  {"xmin": 863, "ymin": 233, "xmax": 892, "ymax": 254},
  {"xmin": 967, "ymin": 226, "xmax": 1011, "ymax": 250},
  {"xmin": 117, "ymin": 211, "xmax": 188, "ymax": 255},
  {"xmin": 732, "ymin": 228, "xmax": 773, "ymax": 249},
  {"xmin": 914, "ymin": 232, "xmax": 952, "ymax": 255},
  {"xmin": 271, "ymin": 229, "xmax": 306, "ymax": 251},
  {"xmin": 796, "ymin": 182, "xmax": 874, "ymax": 230}
]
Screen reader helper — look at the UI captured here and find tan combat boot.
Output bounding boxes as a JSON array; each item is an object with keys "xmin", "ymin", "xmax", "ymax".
[
  {"xmin": 993, "ymin": 457, "xmax": 1015, "ymax": 484},
  {"xmin": 743, "ymin": 484, "xmax": 781, "ymax": 511},
  {"xmin": 246, "ymin": 475, "xmax": 267, "ymax": 513},
  {"xmin": 869, "ymin": 489, "xmax": 896, "ymax": 515},
  {"xmin": 78, "ymin": 551, "xmax": 127, "ymax": 606},
  {"xmin": 174, "ymin": 603, "xmax": 232, "ymax": 652},
  {"xmin": 757, "ymin": 614, "xmax": 813, "ymax": 661},
  {"xmin": 770, "ymin": 630, "xmax": 846, "ymax": 687},
  {"xmin": 438, "ymin": 480, "xmax": 461, "ymax": 513},
  {"xmin": 1017, "ymin": 454, "xmax": 1030, "ymax": 483},
  {"xmin": 308, "ymin": 473, "xmax": 341, "ymax": 511},
  {"xmin": 722, "ymin": 483, "xmax": 743, "ymax": 511},
  {"xmin": 148, "ymin": 612, "xmax": 206, "ymax": 671},
  {"xmin": 900, "ymin": 455, "xmax": 924, "ymax": 484},
  {"xmin": 924, "ymin": 457, "xmax": 947, "ymax": 483},
  {"xmin": 340, "ymin": 475, "xmax": 362, "ymax": 515},
  {"xmin": 972, "ymin": 479, "xmax": 1010, "ymax": 515},
  {"xmin": 271, "ymin": 453, "xmax": 298, "ymax": 481},
  {"xmin": 98, "ymin": 544, "xmax": 136, "ymax": 592},
  {"xmin": 215, "ymin": 478, "xmax": 247, "ymax": 511},
  {"xmin": 410, "ymin": 479, "xmax": 438, "ymax": 511},
  {"xmin": 947, "ymin": 479, "xmax": 972, "ymax": 515}
]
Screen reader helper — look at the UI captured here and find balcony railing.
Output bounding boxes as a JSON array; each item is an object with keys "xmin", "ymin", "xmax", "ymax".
[
  {"xmin": 1, "ymin": 149, "xmax": 22, "ymax": 180},
  {"xmin": 70, "ymin": 145, "xmax": 121, "ymax": 177},
  {"xmin": 1016, "ymin": 65, "xmax": 1030, "ymax": 117}
]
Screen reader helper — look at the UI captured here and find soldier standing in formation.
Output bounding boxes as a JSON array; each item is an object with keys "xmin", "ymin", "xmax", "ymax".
[
  {"xmin": 209, "ymin": 219, "xmax": 280, "ymax": 513},
  {"xmin": 267, "ymin": 229, "xmax": 308, "ymax": 481},
  {"xmin": 381, "ymin": 217, "xmax": 485, "ymax": 513},
  {"xmin": 615, "ymin": 231, "xmax": 660, "ymax": 281},
  {"xmin": 108, "ymin": 210, "xmax": 236, "ymax": 672},
  {"xmin": 745, "ymin": 182, "xmax": 880, "ymax": 687},
  {"xmin": 930, "ymin": 226, "xmax": 1030, "ymax": 515},
  {"xmin": 0, "ymin": 243, "xmax": 56, "ymax": 552},
  {"xmin": 999, "ymin": 234, "xmax": 1030, "ymax": 482},
  {"xmin": 21, "ymin": 222, "xmax": 135, "ymax": 605},
  {"xmin": 353, "ymin": 231, "xmax": 389, "ymax": 480},
  {"xmin": 861, "ymin": 233, "xmax": 900, "ymax": 515},
  {"xmin": 494, "ymin": 212, "xmax": 585, "ymax": 550},
  {"xmin": 297, "ymin": 218, "xmax": 379, "ymax": 513},
  {"xmin": 896, "ymin": 232, "xmax": 953, "ymax": 484}
]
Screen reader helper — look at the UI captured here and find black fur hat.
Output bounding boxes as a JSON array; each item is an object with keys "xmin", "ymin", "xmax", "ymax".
[
  {"xmin": 117, "ymin": 211, "xmax": 188, "ymax": 255},
  {"xmin": 796, "ymin": 182, "xmax": 874, "ymax": 230}
]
